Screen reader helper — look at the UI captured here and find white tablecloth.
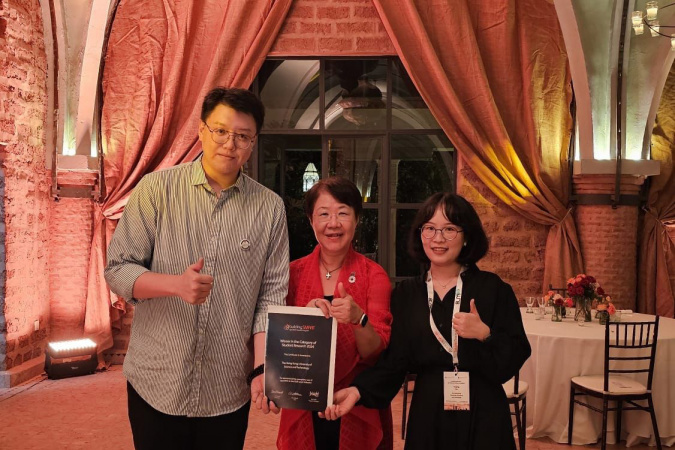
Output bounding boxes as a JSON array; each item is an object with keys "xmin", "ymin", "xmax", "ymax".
[{"xmin": 520, "ymin": 308, "xmax": 675, "ymax": 447}]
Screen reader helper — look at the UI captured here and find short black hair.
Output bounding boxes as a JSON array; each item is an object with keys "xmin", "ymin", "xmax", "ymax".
[
  {"xmin": 408, "ymin": 192, "xmax": 489, "ymax": 267},
  {"xmin": 304, "ymin": 177, "xmax": 363, "ymax": 219},
  {"xmin": 200, "ymin": 87, "xmax": 265, "ymax": 134}
]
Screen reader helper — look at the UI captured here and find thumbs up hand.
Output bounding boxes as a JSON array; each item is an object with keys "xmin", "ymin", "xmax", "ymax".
[
  {"xmin": 452, "ymin": 299, "xmax": 491, "ymax": 341},
  {"xmin": 176, "ymin": 257, "xmax": 214, "ymax": 305},
  {"xmin": 330, "ymin": 282, "xmax": 362, "ymax": 325}
]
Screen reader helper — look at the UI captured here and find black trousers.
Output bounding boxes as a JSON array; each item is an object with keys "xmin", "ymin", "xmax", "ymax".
[{"xmin": 127, "ymin": 382, "xmax": 249, "ymax": 450}]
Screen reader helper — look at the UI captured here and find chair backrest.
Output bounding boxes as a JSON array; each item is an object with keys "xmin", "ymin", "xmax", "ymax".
[
  {"xmin": 547, "ymin": 283, "xmax": 567, "ymax": 297},
  {"xmin": 603, "ymin": 317, "xmax": 660, "ymax": 392},
  {"xmin": 511, "ymin": 371, "xmax": 521, "ymax": 396}
]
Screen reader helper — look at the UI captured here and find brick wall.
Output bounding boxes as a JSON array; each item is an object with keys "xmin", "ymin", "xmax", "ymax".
[
  {"xmin": 49, "ymin": 193, "xmax": 94, "ymax": 340},
  {"xmin": 457, "ymin": 158, "xmax": 549, "ymax": 304},
  {"xmin": 575, "ymin": 205, "xmax": 638, "ymax": 311},
  {"xmin": 269, "ymin": 0, "xmax": 395, "ymax": 56},
  {"xmin": 573, "ymin": 175, "xmax": 643, "ymax": 311},
  {"xmin": 0, "ymin": 0, "xmax": 51, "ymax": 371}
]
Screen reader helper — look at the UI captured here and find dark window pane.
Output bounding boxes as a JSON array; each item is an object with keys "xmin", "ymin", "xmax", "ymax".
[
  {"xmin": 354, "ymin": 208, "xmax": 378, "ymax": 262},
  {"xmin": 394, "ymin": 209, "xmax": 422, "ymax": 277},
  {"xmin": 259, "ymin": 60, "xmax": 320, "ymax": 130},
  {"xmin": 328, "ymin": 136, "xmax": 380, "ymax": 203},
  {"xmin": 391, "ymin": 60, "xmax": 440, "ymax": 129},
  {"xmin": 258, "ymin": 135, "xmax": 322, "ymax": 261},
  {"xmin": 325, "ymin": 60, "xmax": 387, "ymax": 130},
  {"xmin": 255, "ymin": 58, "xmax": 457, "ymax": 278},
  {"xmin": 391, "ymin": 134, "xmax": 455, "ymax": 203}
]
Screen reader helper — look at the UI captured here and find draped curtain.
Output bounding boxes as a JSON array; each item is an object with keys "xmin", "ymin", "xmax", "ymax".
[
  {"xmin": 638, "ymin": 64, "xmax": 675, "ymax": 318},
  {"xmin": 83, "ymin": 0, "xmax": 293, "ymax": 350},
  {"xmin": 372, "ymin": 0, "xmax": 582, "ymax": 291}
]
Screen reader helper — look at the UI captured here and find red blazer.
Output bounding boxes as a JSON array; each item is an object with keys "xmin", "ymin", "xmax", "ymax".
[{"xmin": 277, "ymin": 245, "xmax": 393, "ymax": 450}]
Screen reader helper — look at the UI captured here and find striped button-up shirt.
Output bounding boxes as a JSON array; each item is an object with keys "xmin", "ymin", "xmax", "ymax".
[{"xmin": 104, "ymin": 158, "xmax": 289, "ymax": 417}]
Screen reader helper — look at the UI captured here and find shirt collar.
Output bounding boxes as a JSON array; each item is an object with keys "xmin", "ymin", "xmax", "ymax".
[{"xmin": 190, "ymin": 155, "xmax": 248, "ymax": 195}]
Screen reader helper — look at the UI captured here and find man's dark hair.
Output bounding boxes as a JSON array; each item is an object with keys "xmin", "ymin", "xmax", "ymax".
[
  {"xmin": 200, "ymin": 87, "xmax": 265, "ymax": 134},
  {"xmin": 304, "ymin": 177, "xmax": 363, "ymax": 219},
  {"xmin": 408, "ymin": 192, "xmax": 489, "ymax": 267}
]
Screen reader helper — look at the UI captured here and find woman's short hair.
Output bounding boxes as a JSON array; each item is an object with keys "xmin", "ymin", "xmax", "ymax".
[
  {"xmin": 304, "ymin": 177, "xmax": 363, "ymax": 219},
  {"xmin": 408, "ymin": 192, "xmax": 489, "ymax": 267}
]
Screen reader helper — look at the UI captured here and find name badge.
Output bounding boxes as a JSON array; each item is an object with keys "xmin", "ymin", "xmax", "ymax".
[{"xmin": 443, "ymin": 371, "xmax": 470, "ymax": 411}]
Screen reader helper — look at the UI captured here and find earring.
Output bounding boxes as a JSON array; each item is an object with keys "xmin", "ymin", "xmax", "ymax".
[{"xmin": 463, "ymin": 241, "xmax": 467, "ymax": 247}]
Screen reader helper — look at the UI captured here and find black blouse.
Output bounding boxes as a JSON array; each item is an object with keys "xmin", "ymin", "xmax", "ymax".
[{"xmin": 353, "ymin": 266, "xmax": 531, "ymax": 449}]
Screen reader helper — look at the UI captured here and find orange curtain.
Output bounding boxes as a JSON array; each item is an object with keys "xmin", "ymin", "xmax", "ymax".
[
  {"xmin": 83, "ymin": 0, "xmax": 293, "ymax": 350},
  {"xmin": 638, "ymin": 64, "xmax": 675, "ymax": 318},
  {"xmin": 372, "ymin": 0, "xmax": 582, "ymax": 291}
]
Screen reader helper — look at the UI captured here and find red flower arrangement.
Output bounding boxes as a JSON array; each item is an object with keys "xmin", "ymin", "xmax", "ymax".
[
  {"xmin": 566, "ymin": 274, "xmax": 605, "ymax": 301},
  {"xmin": 596, "ymin": 296, "xmax": 616, "ymax": 324},
  {"xmin": 543, "ymin": 291, "xmax": 573, "ymax": 308},
  {"xmin": 566, "ymin": 274, "xmax": 605, "ymax": 322},
  {"xmin": 543, "ymin": 291, "xmax": 574, "ymax": 321}
]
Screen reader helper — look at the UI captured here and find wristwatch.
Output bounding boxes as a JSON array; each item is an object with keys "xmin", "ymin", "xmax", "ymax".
[
  {"xmin": 246, "ymin": 364, "xmax": 264, "ymax": 386},
  {"xmin": 357, "ymin": 312, "xmax": 368, "ymax": 328}
]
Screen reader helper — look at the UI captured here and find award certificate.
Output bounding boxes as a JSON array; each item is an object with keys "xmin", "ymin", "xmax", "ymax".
[{"xmin": 265, "ymin": 305, "xmax": 337, "ymax": 411}]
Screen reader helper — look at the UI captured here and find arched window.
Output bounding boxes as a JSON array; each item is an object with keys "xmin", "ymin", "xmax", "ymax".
[
  {"xmin": 252, "ymin": 58, "xmax": 455, "ymax": 280},
  {"xmin": 302, "ymin": 163, "xmax": 319, "ymax": 192}
]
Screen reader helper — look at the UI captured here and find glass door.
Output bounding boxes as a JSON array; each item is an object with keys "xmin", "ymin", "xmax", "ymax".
[{"xmin": 325, "ymin": 136, "xmax": 383, "ymax": 265}]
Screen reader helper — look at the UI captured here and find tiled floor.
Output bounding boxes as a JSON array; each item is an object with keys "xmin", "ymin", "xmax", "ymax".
[{"xmin": 0, "ymin": 365, "xmax": 656, "ymax": 449}]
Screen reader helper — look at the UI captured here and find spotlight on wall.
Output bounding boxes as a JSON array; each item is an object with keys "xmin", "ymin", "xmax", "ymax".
[{"xmin": 44, "ymin": 338, "xmax": 97, "ymax": 379}]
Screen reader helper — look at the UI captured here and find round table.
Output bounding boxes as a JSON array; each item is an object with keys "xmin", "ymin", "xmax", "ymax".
[{"xmin": 519, "ymin": 308, "xmax": 675, "ymax": 446}]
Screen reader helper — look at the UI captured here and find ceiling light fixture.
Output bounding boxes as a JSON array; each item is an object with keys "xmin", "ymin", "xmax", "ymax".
[{"xmin": 632, "ymin": 1, "xmax": 675, "ymax": 50}]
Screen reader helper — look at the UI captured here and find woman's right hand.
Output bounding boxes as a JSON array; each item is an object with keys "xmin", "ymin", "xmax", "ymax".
[
  {"xmin": 306, "ymin": 298, "xmax": 331, "ymax": 319},
  {"xmin": 320, "ymin": 386, "xmax": 361, "ymax": 420}
]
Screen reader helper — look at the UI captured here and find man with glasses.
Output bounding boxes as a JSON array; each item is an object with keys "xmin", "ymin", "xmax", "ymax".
[{"xmin": 105, "ymin": 87, "xmax": 289, "ymax": 449}]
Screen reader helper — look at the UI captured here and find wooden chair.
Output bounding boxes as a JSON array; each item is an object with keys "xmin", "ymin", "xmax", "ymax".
[
  {"xmin": 401, "ymin": 373, "xmax": 415, "ymax": 439},
  {"xmin": 503, "ymin": 372, "xmax": 529, "ymax": 450},
  {"xmin": 568, "ymin": 317, "xmax": 661, "ymax": 450},
  {"xmin": 547, "ymin": 283, "xmax": 567, "ymax": 296}
]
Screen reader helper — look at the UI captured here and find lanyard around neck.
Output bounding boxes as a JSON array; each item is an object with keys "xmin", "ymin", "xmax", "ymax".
[{"xmin": 426, "ymin": 268, "xmax": 465, "ymax": 369}]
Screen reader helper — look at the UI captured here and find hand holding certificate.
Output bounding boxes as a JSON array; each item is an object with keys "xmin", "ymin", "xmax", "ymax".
[{"xmin": 265, "ymin": 305, "xmax": 338, "ymax": 411}]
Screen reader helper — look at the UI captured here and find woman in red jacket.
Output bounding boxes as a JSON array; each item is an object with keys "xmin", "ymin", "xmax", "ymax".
[{"xmin": 277, "ymin": 176, "xmax": 393, "ymax": 450}]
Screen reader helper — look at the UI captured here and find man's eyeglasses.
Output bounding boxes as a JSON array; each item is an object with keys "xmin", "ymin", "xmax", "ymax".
[
  {"xmin": 203, "ymin": 122, "xmax": 255, "ymax": 150},
  {"xmin": 420, "ymin": 225, "xmax": 463, "ymax": 241},
  {"xmin": 313, "ymin": 211, "xmax": 354, "ymax": 223}
]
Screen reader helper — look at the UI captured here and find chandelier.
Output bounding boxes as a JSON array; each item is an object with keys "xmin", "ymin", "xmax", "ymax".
[{"xmin": 632, "ymin": 1, "xmax": 675, "ymax": 50}]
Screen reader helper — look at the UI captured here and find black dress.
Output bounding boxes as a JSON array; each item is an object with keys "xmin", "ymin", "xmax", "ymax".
[{"xmin": 352, "ymin": 266, "xmax": 531, "ymax": 449}]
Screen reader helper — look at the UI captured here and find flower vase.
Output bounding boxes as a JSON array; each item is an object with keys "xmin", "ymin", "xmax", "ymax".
[
  {"xmin": 575, "ymin": 298, "xmax": 592, "ymax": 322},
  {"xmin": 551, "ymin": 305, "xmax": 563, "ymax": 322},
  {"xmin": 597, "ymin": 311, "xmax": 609, "ymax": 325}
]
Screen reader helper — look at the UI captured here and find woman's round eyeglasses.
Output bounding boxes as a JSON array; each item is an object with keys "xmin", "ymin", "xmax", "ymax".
[
  {"xmin": 420, "ymin": 225, "xmax": 463, "ymax": 241},
  {"xmin": 203, "ymin": 122, "xmax": 255, "ymax": 150}
]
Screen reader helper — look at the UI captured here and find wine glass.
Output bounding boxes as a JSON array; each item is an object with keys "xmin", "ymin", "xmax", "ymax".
[
  {"xmin": 537, "ymin": 296, "xmax": 547, "ymax": 310},
  {"xmin": 525, "ymin": 296, "xmax": 535, "ymax": 313},
  {"xmin": 576, "ymin": 313, "xmax": 586, "ymax": 327}
]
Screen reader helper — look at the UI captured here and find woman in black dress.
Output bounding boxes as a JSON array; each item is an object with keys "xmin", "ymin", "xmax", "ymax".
[{"xmin": 321, "ymin": 192, "xmax": 531, "ymax": 449}]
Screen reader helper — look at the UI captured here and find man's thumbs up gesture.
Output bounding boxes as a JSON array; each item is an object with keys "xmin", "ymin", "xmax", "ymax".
[
  {"xmin": 176, "ymin": 257, "xmax": 214, "ymax": 305},
  {"xmin": 452, "ymin": 299, "xmax": 491, "ymax": 341}
]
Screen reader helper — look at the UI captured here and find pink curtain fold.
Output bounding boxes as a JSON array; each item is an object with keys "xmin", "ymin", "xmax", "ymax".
[
  {"xmin": 372, "ymin": 0, "xmax": 582, "ymax": 292},
  {"xmin": 84, "ymin": 0, "xmax": 293, "ymax": 351},
  {"xmin": 638, "ymin": 64, "xmax": 675, "ymax": 318}
]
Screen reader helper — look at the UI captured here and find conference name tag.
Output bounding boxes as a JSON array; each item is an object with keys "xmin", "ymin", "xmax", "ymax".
[{"xmin": 443, "ymin": 371, "xmax": 470, "ymax": 411}]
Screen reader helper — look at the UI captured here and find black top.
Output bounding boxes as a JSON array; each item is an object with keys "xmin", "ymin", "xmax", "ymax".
[{"xmin": 353, "ymin": 266, "xmax": 531, "ymax": 449}]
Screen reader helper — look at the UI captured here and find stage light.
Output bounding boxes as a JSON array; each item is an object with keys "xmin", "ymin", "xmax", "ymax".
[{"xmin": 45, "ymin": 338, "xmax": 97, "ymax": 379}]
